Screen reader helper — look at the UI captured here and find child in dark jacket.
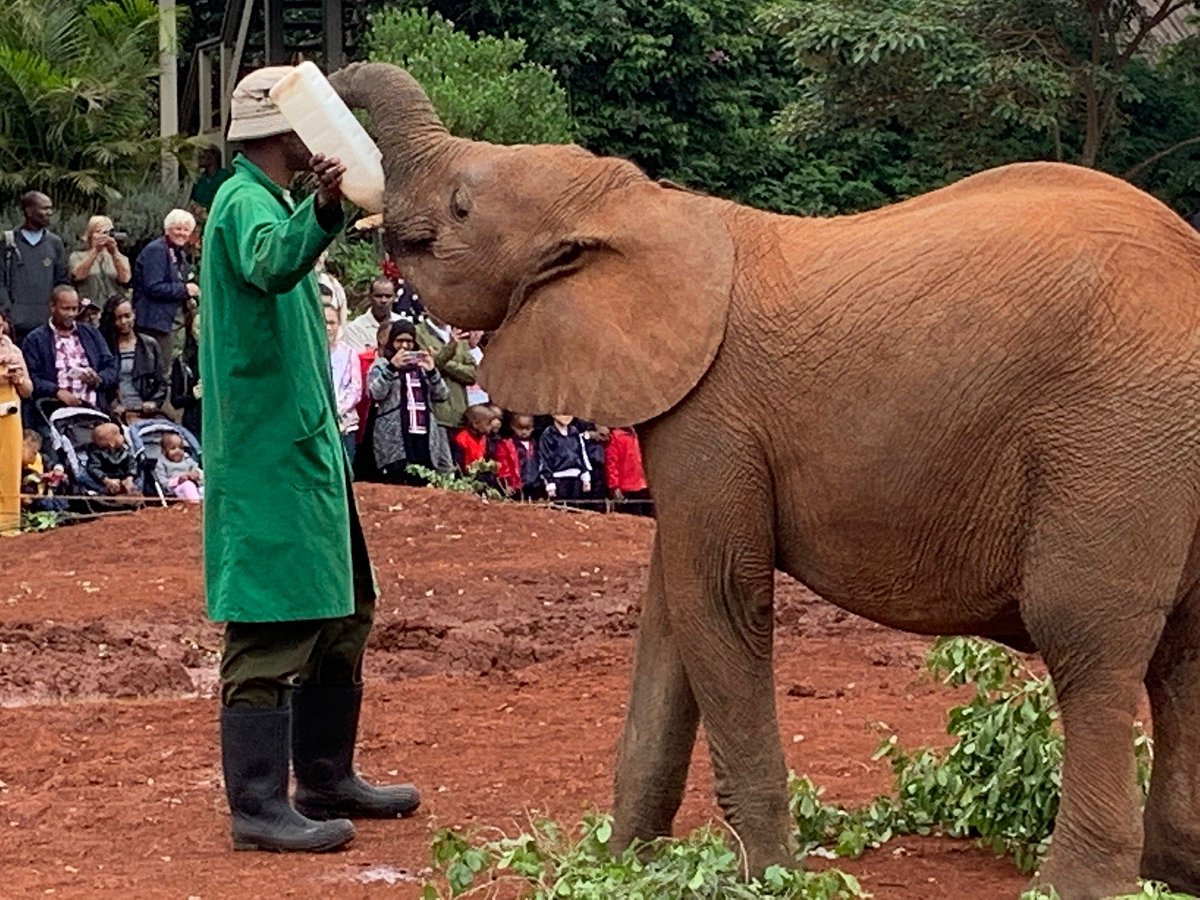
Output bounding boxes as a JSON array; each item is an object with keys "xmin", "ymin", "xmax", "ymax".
[
  {"xmin": 579, "ymin": 423, "xmax": 609, "ymax": 510},
  {"xmin": 21, "ymin": 429, "xmax": 67, "ymax": 512},
  {"xmin": 507, "ymin": 413, "xmax": 543, "ymax": 500},
  {"xmin": 538, "ymin": 414, "xmax": 591, "ymax": 503},
  {"xmin": 84, "ymin": 422, "xmax": 141, "ymax": 496}
]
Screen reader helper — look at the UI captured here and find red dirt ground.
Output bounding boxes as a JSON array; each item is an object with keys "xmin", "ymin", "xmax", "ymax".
[{"xmin": 0, "ymin": 485, "xmax": 1029, "ymax": 898}]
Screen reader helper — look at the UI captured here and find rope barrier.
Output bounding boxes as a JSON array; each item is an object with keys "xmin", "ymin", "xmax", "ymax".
[{"xmin": 16, "ymin": 485, "xmax": 652, "ymax": 532}]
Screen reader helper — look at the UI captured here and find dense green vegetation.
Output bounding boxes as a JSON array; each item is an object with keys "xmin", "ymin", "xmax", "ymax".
[
  {"xmin": 0, "ymin": 0, "xmax": 189, "ymax": 209},
  {"xmin": 411, "ymin": 1, "xmax": 1199, "ymax": 214},
  {"xmin": 4, "ymin": 2, "xmax": 1196, "ymax": 226}
]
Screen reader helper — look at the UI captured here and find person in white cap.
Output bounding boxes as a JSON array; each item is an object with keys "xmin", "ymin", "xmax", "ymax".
[{"xmin": 200, "ymin": 66, "xmax": 420, "ymax": 855}]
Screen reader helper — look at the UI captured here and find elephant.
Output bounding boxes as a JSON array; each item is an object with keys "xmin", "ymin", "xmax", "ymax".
[{"xmin": 327, "ymin": 61, "xmax": 1200, "ymax": 900}]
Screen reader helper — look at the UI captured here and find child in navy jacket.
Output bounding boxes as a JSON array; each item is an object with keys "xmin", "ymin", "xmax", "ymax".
[{"xmin": 538, "ymin": 414, "xmax": 591, "ymax": 503}]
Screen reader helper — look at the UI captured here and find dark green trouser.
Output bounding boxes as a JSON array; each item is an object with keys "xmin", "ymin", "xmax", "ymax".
[{"xmin": 220, "ymin": 509, "xmax": 376, "ymax": 708}]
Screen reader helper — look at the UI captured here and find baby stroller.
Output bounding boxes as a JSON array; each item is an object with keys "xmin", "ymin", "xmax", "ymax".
[
  {"xmin": 40, "ymin": 404, "xmax": 114, "ymax": 493},
  {"xmin": 127, "ymin": 418, "xmax": 202, "ymax": 504}
]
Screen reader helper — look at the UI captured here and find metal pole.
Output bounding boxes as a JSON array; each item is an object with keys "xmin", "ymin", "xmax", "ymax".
[{"xmin": 159, "ymin": 0, "xmax": 179, "ymax": 188}]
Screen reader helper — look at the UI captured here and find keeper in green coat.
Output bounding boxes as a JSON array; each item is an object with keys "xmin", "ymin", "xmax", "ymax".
[{"xmin": 200, "ymin": 66, "xmax": 420, "ymax": 855}]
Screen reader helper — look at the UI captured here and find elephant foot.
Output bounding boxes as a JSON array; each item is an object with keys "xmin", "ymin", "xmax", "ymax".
[
  {"xmin": 609, "ymin": 811, "xmax": 671, "ymax": 860},
  {"xmin": 1030, "ymin": 852, "xmax": 1140, "ymax": 900},
  {"xmin": 741, "ymin": 841, "xmax": 794, "ymax": 880},
  {"xmin": 1141, "ymin": 826, "xmax": 1200, "ymax": 896}
]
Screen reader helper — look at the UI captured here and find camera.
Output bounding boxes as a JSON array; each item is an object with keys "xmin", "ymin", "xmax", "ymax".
[{"xmin": 104, "ymin": 229, "xmax": 128, "ymax": 243}]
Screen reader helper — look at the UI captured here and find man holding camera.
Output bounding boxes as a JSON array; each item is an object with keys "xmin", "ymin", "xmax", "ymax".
[
  {"xmin": 0, "ymin": 191, "xmax": 71, "ymax": 345},
  {"xmin": 69, "ymin": 215, "xmax": 132, "ymax": 307}
]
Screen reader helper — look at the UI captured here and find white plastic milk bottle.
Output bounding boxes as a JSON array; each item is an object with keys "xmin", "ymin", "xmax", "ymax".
[{"xmin": 269, "ymin": 61, "xmax": 386, "ymax": 213}]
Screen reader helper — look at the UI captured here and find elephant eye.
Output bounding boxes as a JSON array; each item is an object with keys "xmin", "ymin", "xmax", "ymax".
[{"xmin": 450, "ymin": 187, "xmax": 472, "ymax": 221}]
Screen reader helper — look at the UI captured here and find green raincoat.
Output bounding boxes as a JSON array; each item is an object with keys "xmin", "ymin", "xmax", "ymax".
[{"xmin": 199, "ymin": 155, "xmax": 363, "ymax": 622}]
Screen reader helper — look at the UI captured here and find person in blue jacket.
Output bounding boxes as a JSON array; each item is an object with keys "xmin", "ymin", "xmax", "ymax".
[
  {"xmin": 20, "ymin": 285, "xmax": 117, "ymax": 437},
  {"xmin": 132, "ymin": 209, "xmax": 201, "ymax": 375}
]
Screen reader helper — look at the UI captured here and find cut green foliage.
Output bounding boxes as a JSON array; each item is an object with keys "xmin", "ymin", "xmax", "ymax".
[
  {"xmin": 788, "ymin": 637, "xmax": 1153, "ymax": 873},
  {"xmin": 20, "ymin": 509, "xmax": 62, "ymax": 532},
  {"xmin": 406, "ymin": 460, "xmax": 504, "ymax": 500},
  {"xmin": 422, "ymin": 813, "xmax": 865, "ymax": 899},
  {"xmin": 1022, "ymin": 882, "xmax": 1197, "ymax": 900}
]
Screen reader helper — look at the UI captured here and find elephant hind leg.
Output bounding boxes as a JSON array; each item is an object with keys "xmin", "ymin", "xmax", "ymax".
[
  {"xmin": 611, "ymin": 538, "xmax": 700, "ymax": 852},
  {"xmin": 1020, "ymin": 509, "xmax": 1175, "ymax": 900},
  {"xmin": 1141, "ymin": 581, "xmax": 1200, "ymax": 894}
]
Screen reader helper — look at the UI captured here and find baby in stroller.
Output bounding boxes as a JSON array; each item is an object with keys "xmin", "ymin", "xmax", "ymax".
[
  {"xmin": 85, "ymin": 422, "xmax": 141, "ymax": 497},
  {"xmin": 155, "ymin": 432, "xmax": 203, "ymax": 502}
]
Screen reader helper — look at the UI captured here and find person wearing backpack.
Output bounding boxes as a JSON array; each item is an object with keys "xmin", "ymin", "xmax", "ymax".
[{"xmin": 0, "ymin": 192, "xmax": 70, "ymax": 345}]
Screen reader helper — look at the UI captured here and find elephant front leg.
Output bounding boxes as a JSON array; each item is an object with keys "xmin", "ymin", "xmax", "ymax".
[
  {"xmin": 611, "ymin": 538, "xmax": 700, "ymax": 852},
  {"xmin": 657, "ymin": 510, "xmax": 794, "ymax": 876}
]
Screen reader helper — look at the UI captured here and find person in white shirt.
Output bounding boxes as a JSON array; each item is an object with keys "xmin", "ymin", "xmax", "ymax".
[
  {"xmin": 315, "ymin": 250, "xmax": 348, "ymax": 324},
  {"xmin": 324, "ymin": 303, "xmax": 363, "ymax": 465},
  {"xmin": 464, "ymin": 330, "xmax": 489, "ymax": 407},
  {"xmin": 341, "ymin": 276, "xmax": 399, "ymax": 350}
]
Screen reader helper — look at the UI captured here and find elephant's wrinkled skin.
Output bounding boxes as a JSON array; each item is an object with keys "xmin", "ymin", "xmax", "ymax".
[{"xmin": 330, "ymin": 61, "xmax": 1200, "ymax": 900}]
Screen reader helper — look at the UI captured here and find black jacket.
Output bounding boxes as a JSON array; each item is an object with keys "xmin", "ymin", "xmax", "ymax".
[
  {"xmin": 85, "ymin": 443, "xmax": 137, "ymax": 485},
  {"xmin": 108, "ymin": 334, "xmax": 167, "ymax": 411},
  {"xmin": 170, "ymin": 345, "xmax": 201, "ymax": 438},
  {"xmin": 538, "ymin": 425, "xmax": 591, "ymax": 484}
]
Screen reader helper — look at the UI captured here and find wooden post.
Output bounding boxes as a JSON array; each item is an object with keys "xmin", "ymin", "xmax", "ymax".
[
  {"xmin": 265, "ymin": 0, "xmax": 285, "ymax": 65},
  {"xmin": 159, "ymin": 0, "xmax": 179, "ymax": 188},
  {"xmin": 324, "ymin": 0, "xmax": 345, "ymax": 70}
]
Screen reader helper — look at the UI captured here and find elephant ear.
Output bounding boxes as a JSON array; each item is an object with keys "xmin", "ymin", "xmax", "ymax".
[{"xmin": 480, "ymin": 183, "xmax": 733, "ymax": 427}]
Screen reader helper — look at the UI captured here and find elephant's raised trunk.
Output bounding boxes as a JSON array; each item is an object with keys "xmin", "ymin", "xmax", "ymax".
[{"xmin": 327, "ymin": 62, "xmax": 449, "ymax": 163}]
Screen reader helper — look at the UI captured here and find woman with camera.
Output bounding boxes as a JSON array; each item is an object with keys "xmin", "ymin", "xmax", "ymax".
[{"xmin": 70, "ymin": 216, "xmax": 132, "ymax": 306}]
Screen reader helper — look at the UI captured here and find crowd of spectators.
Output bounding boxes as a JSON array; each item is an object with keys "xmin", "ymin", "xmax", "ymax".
[
  {"xmin": 327, "ymin": 265, "xmax": 651, "ymax": 515},
  {"xmin": 0, "ymin": 160, "xmax": 652, "ymax": 525}
]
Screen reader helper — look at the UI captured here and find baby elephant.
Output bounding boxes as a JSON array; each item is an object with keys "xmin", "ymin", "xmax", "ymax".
[{"xmin": 331, "ymin": 60, "xmax": 1200, "ymax": 900}]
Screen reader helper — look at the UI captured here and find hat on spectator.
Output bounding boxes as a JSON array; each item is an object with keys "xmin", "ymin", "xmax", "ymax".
[{"xmin": 227, "ymin": 66, "xmax": 295, "ymax": 142}]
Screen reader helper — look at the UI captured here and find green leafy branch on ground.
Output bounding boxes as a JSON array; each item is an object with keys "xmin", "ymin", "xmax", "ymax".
[
  {"xmin": 406, "ymin": 461, "xmax": 504, "ymax": 500},
  {"xmin": 1022, "ymin": 883, "xmax": 1196, "ymax": 900},
  {"xmin": 421, "ymin": 636, "xmax": 1182, "ymax": 899},
  {"xmin": 791, "ymin": 637, "xmax": 1152, "ymax": 874},
  {"xmin": 20, "ymin": 510, "xmax": 63, "ymax": 532},
  {"xmin": 423, "ymin": 813, "xmax": 864, "ymax": 899}
]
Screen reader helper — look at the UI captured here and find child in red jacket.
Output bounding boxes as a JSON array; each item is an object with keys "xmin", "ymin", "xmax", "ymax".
[
  {"xmin": 605, "ymin": 426, "xmax": 652, "ymax": 517},
  {"xmin": 454, "ymin": 404, "xmax": 520, "ymax": 495}
]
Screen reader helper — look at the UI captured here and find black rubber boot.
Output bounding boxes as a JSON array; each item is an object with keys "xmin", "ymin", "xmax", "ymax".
[
  {"xmin": 220, "ymin": 705, "xmax": 356, "ymax": 852},
  {"xmin": 292, "ymin": 683, "xmax": 422, "ymax": 819}
]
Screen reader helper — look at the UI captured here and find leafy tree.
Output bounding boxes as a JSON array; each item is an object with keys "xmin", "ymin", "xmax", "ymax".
[
  {"xmin": 413, "ymin": 0, "xmax": 821, "ymax": 211},
  {"xmin": 760, "ymin": 0, "xmax": 1200, "ymax": 210},
  {"xmin": 1112, "ymin": 38, "xmax": 1200, "ymax": 209},
  {"xmin": 362, "ymin": 7, "xmax": 574, "ymax": 144},
  {"xmin": 0, "ymin": 0, "xmax": 187, "ymax": 208}
]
